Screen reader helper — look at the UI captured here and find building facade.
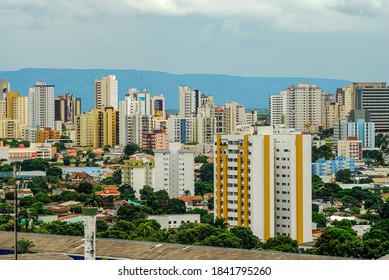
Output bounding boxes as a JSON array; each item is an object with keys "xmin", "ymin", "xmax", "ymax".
[
  {"xmin": 269, "ymin": 83, "xmax": 323, "ymax": 133},
  {"xmin": 121, "ymin": 154, "xmax": 154, "ymax": 196},
  {"xmin": 214, "ymin": 127, "xmax": 312, "ymax": 243},
  {"xmin": 28, "ymin": 82, "xmax": 55, "ymax": 130},
  {"xmin": 312, "ymin": 156, "xmax": 355, "ymax": 176},
  {"xmin": 94, "ymin": 75, "xmax": 118, "ymax": 110},
  {"xmin": 179, "ymin": 86, "xmax": 201, "ymax": 118},
  {"xmin": 153, "ymin": 142, "xmax": 194, "ymax": 198}
]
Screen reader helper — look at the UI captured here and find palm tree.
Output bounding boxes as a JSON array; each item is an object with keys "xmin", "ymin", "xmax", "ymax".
[
  {"xmin": 18, "ymin": 208, "xmax": 38, "ymax": 231},
  {"xmin": 17, "ymin": 239, "xmax": 35, "ymax": 254},
  {"xmin": 136, "ymin": 223, "xmax": 154, "ymax": 238},
  {"xmin": 84, "ymin": 190, "xmax": 103, "ymax": 208},
  {"xmin": 183, "ymin": 190, "xmax": 191, "ymax": 196}
]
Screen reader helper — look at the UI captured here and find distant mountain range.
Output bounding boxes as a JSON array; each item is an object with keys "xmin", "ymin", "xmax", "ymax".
[{"xmin": 0, "ymin": 68, "xmax": 352, "ymax": 111}]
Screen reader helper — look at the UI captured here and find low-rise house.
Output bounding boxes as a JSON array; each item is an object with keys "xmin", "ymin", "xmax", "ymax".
[
  {"xmin": 69, "ymin": 171, "xmax": 94, "ymax": 184},
  {"xmin": 177, "ymin": 195, "xmax": 205, "ymax": 210},
  {"xmin": 96, "ymin": 185, "xmax": 121, "ymax": 198}
]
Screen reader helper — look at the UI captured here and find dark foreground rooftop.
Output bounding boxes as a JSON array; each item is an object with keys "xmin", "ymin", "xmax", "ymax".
[{"xmin": 0, "ymin": 231, "xmax": 351, "ymax": 260}]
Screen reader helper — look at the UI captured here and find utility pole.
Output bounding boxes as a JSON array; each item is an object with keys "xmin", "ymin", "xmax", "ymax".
[{"xmin": 13, "ymin": 165, "xmax": 18, "ymax": 260}]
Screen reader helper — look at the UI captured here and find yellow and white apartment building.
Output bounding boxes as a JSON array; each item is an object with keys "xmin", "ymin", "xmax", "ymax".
[{"xmin": 214, "ymin": 127, "xmax": 312, "ymax": 243}]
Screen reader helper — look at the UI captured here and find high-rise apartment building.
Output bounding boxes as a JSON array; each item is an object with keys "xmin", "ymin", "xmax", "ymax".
[
  {"xmin": 269, "ymin": 83, "xmax": 324, "ymax": 133},
  {"xmin": 167, "ymin": 116, "xmax": 197, "ymax": 144},
  {"xmin": 75, "ymin": 107, "xmax": 119, "ymax": 148},
  {"xmin": 322, "ymin": 101, "xmax": 344, "ymax": 130},
  {"xmin": 353, "ymin": 82, "xmax": 389, "ymax": 132},
  {"xmin": 94, "ymin": 75, "xmax": 118, "ymax": 110},
  {"xmin": 142, "ymin": 129, "xmax": 167, "ymax": 151},
  {"xmin": 121, "ymin": 154, "xmax": 155, "ymax": 196},
  {"xmin": 179, "ymin": 86, "xmax": 201, "ymax": 118},
  {"xmin": 28, "ymin": 82, "xmax": 55, "ymax": 130},
  {"xmin": 123, "ymin": 115, "xmax": 154, "ymax": 147},
  {"xmin": 6, "ymin": 92, "xmax": 28, "ymax": 128},
  {"xmin": 333, "ymin": 110, "xmax": 375, "ymax": 149},
  {"xmin": 214, "ymin": 127, "xmax": 312, "ymax": 243},
  {"xmin": 153, "ymin": 142, "xmax": 194, "ymax": 198},
  {"xmin": 336, "ymin": 84, "xmax": 353, "ymax": 118},
  {"xmin": 75, "ymin": 110, "xmax": 96, "ymax": 147},
  {"xmin": 269, "ymin": 92, "xmax": 287, "ymax": 127},
  {"xmin": 55, "ymin": 93, "xmax": 81, "ymax": 124}
]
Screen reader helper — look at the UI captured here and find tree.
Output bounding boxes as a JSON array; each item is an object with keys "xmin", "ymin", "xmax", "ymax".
[
  {"xmin": 229, "ymin": 226, "xmax": 260, "ymax": 249},
  {"xmin": 371, "ymin": 219, "xmax": 389, "ymax": 232},
  {"xmin": 200, "ymin": 232, "xmax": 243, "ymax": 249},
  {"xmin": 112, "ymin": 220, "xmax": 136, "ymax": 232},
  {"xmin": 19, "ymin": 196, "xmax": 37, "ymax": 208},
  {"xmin": 335, "ymin": 169, "xmax": 353, "ymax": 184},
  {"xmin": 378, "ymin": 202, "xmax": 389, "ymax": 219},
  {"xmin": 312, "ymin": 212, "xmax": 327, "ymax": 227},
  {"xmin": 4, "ymin": 192, "xmax": 14, "ymax": 200},
  {"xmin": 194, "ymin": 181, "xmax": 213, "ymax": 196},
  {"xmin": 263, "ymin": 235, "xmax": 299, "ymax": 253},
  {"xmin": 312, "ymin": 145, "xmax": 335, "ymax": 161},
  {"xmin": 17, "ymin": 239, "xmax": 35, "ymax": 254},
  {"xmin": 194, "ymin": 155, "xmax": 208, "ymax": 163},
  {"xmin": 315, "ymin": 227, "xmax": 361, "ymax": 257},
  {"xmin": 34, "ymin": 192, "xmax": 51, "ymax": 203},
  {"xmin": 112, "ymin": 169, "xmax": 122, "ymax": 185},
  {"xmin": 96, "ymin": 220, "xmax": 109, "ymax": 233},
  {"xmin": 18, "ymin": 208, "xmax": 38, "ymax": 231},
  {"xmin": 140, "ymin": 186, "xmax": 162, "ymax": 214},
  {"xmin": 117, "ymin": 204, "xmax": 148, "ymax": 221},
  {"xmin": 123, "ymin": 143, "xmax": 140, "ymax": 156},
  {"xmin": 183, "ymin": 190, "xmax": 191, "ymax": 196},
  {"xmin": 46, "ymin": 167, "xmax": 63, "ymax": 178},
  {"xmin": 340, "ymin": 195, "xmax": 358, "ymax": 208},
  {"xmin": 363, "ymin": 150, "xmax": 384, "ymax": 166},
  {"xmin": 77, "ymin": 182, "xmax": 94, "ymax": 194},
  {"xmin": 168, "ymin": 198, "xmax": 186, "ymax": 214},
  {"xmin": 37, "ymin": 220, "xmax": 84, "ymax": 236},
  {"xmin": 63, "ymin": 156, "xmax": 71, "ymax": 166},
  {"xmin": 362, "ymin": 239, "xmax": 389, "ymax": 259},
  {"xmin": 0, "ymin": 203, "xmax": 13, "ymax": 214},
  {"xmin": 53, "ymin": 142, "xmax": 66, "ymax": 152},
  {"xmin": 137, "ymin": 222, "xmax": 155, "ymax": 238},
  {"xmin": 118, "ymin": 184, "xmax": 136, "ymax": 200},
  {"xmin": 213, "ymin": 217, "xmax": 227, "ymax": 229},
  {"xmin": 207, "ymin": 197, "xmax": 214, "ymax": 211},
  {"xmin": 84, "ymin": 190, "xmax": 103, "ymax": 207},
  {"xmin": 199, "ymin": 163, "xmax": 214, "ymax": 183},
  {"xmin": 363, "ymin": 229, "xmax": 389, "ymax": 243},
  {"xmin": 20, "ymin": 158, "xmax": 50, "ymax": 171},
  {"xmin": 155, "ymin": 190, "xmax": 170, "ymax": 214},
  {"xmin": 103, "ymin": 145, "xmax": 111, "ymax": 153}
]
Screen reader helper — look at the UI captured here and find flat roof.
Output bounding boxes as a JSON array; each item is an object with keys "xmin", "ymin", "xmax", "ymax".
[{"xmin": 0, "ymin": 231, "xmax": 349, "ymax": 260}]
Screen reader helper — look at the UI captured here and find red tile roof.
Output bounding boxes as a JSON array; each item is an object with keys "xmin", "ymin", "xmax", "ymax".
[
  {"xmin": 177, "ymin": 196, "xmax": 204, "ymax": 203},
  {"xmin": 96, "ymin": 185, "xmax": 121, "ymax": 197}
]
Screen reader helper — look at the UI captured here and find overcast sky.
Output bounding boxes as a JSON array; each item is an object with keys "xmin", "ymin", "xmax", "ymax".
[{"xmin": 1, "ymin": 0, "xmax": 389, "ymax": 81}]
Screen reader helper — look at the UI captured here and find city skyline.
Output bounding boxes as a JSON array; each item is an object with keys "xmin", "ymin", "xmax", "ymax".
[{"xmin": 1, "ymin": 1, "xmax": 389, "ymax": 81}]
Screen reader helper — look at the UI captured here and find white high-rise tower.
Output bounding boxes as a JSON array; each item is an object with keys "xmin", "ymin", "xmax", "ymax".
[{"xmin": 28, "ymin": 82, "xmax": 55, "ymax": 129}]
